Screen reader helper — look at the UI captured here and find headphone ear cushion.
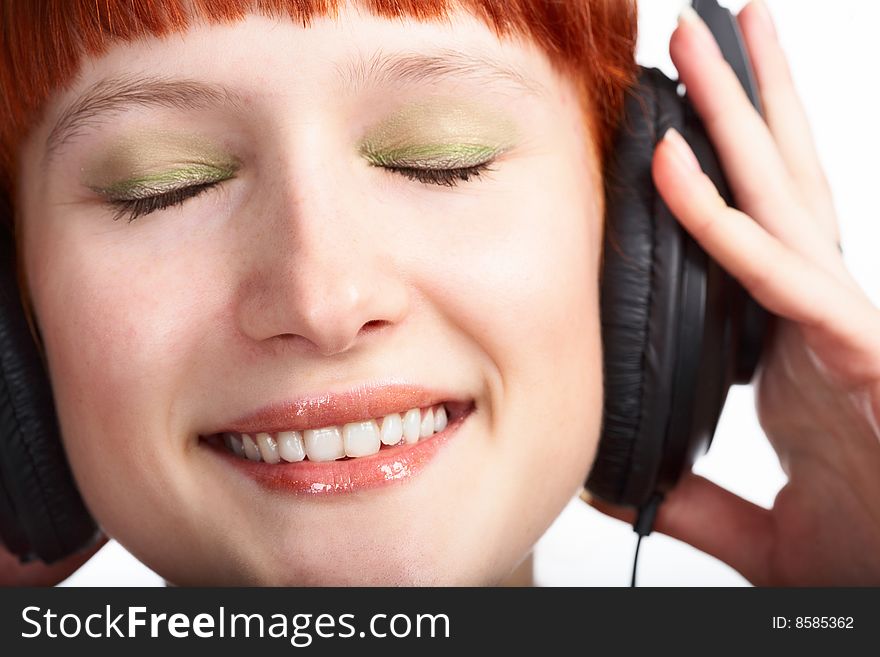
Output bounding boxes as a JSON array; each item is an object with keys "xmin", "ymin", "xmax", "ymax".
[
  {"xmin": 586, "ymin": 68, "xmax": 689, "ymax": 506},
  {"xmin": 0, "ymin": 225, "xmax": 98, "ymax": 564}
]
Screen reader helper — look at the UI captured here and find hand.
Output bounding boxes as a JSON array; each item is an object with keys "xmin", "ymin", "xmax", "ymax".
[
  {"xmin": 588, "ymin": 1, "xmax": 880, "ymax": 585},
  {"xmin": 1, "ymin": 534, "xmax": 107, "ymax": 586}
]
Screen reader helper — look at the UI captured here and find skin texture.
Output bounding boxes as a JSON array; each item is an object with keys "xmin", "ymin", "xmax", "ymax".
[{"xmin": 13, "ymin": 5, "xmax": 604, "ymax": 585}]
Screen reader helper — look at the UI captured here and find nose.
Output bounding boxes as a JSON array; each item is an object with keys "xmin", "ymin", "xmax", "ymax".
[{"xmin": 235, "ymin": 187, "xmax": 409, "ymax": 357}]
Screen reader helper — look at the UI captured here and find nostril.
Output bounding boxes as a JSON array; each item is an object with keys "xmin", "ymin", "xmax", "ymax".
[{"xmin": 361, "ymin": 319, "xmax": 388, "ymax": 333}]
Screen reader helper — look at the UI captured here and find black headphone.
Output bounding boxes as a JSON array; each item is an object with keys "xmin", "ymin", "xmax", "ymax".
[
  {"xmin": 0, "ymin": 0, "xmax": 772, "ymax": 565},
  {"xmin": 586, "ymin": 0, "xmax": 772, "ymax": 515}
]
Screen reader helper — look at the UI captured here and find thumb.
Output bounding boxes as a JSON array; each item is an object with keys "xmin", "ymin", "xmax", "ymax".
[{"xmin": 584, "ymin": 473, "xmax": 774, "ymax": 585}]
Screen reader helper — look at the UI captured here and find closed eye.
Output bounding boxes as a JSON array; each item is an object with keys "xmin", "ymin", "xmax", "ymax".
[{"xmin": 105, "ymin": 159, "xmax": 497, "ymax": 224}]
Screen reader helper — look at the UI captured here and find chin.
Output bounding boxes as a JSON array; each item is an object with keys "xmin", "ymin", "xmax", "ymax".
[{"xmin": 161, "ymin": 553, "xmax": 490, "ymax": 587}]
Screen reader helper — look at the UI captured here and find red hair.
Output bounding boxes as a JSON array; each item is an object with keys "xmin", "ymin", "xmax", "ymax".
[{"xmin": 0, "ymin": 0, "xmax": 638, "ymax": 211}]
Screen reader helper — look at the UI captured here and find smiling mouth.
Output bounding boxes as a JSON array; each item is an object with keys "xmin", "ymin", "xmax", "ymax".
[
  {"xmin": 199, "ymin": 399, "xmax": 475, "ymax": 495},
  {"xmin": 199, "ymin": 400, "xmax": 473, "ymax": 464}
]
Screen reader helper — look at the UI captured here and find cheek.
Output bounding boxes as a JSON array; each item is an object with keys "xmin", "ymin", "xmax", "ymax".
[
  {"xmin": 25, "ymin": 223, "xmax": 213, "ymax": 535},
  {"xmin": 412, "ymin": 157, "xmax": 605, "ymax": 565}
]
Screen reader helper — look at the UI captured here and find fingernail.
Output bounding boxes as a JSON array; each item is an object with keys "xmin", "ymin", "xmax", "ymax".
[
  {"xmin": 752, "ymin": 0, "xmax": 778, "ymax": 39},
  {"xmin": 663, "ymin": 127, "xmax": 701, "ymax": 173},
  {"xmin": 678, "ymin": 5, "xmax": 722, "ymax": 56},
  {"xmin": 678, "ymin": 5, "xmax": 700, "ymax": 25}
]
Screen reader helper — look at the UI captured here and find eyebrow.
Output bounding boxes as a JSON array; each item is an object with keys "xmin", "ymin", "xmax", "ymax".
[
  {"xmin": 45, "ymin": 48, "xmax": 545, "ymax": 163},
  {"xmin": 336, "ymin": 47, "xmax": 546, "ymax": 98},
  {"xmin": 44, "ymin": 76, "xmax": 247, "ymax": 164}
]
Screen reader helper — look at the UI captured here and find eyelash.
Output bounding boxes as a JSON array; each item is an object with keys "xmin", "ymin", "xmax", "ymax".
[
  {"xmin": 106, "ymin": 161, "xmax": 496, "ymax": 223},
  {"xmin": 381, "ymin": 161, "xmax": 496, "ymax": 187},
  {"xmin": 108, "ymin": 181, "xmax": 222, "ymax": 223}
]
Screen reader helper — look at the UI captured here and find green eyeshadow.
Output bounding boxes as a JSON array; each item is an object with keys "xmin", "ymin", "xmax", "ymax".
[
  {"xmin": 83, "ymin": 131, "xmax": 240, "ymax": 199},
  {"xmin": 90, "ymin": 162, "xmax": 238, "ymax": 199},
  {"xmin": 359, "ymin": 98, "xmax": 518, "ymax": 168}
]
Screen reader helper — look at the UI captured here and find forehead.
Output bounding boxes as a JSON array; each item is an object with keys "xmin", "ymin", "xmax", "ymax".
[{"xmin": 38, "ymin": 6, "xmax": 562, "ymax": 165}]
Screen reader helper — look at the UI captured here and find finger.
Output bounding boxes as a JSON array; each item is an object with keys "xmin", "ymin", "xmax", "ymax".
[
  {"xmin": 652, "ymin": 474, "xmax": 774, "ymax": 585},
  {"xmin": 672, "ymin": 8, "xmax": 837, "ymax": 265},
  {"xmin": 737, "ymin": 1, "xmax": 839, "ymax": 241},
  {"xmin": 580, "ymin": 489, "xmax": 636, "ymax": 525},
  {"xmin": 585, "ymin": 473, "xmax": 774, "ymax": 585},
  {"xmin": 653, "ymin": 128, "xmax": 877, "ymax": 344},
  {"xmin": 661, "ymin": 125, "xmax": 880, "ymax": 385}
]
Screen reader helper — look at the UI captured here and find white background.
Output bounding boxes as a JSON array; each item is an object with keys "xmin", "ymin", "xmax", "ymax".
[{"xmin": 61, "ymin": 0, "xmax": 880, "ymax": 586}]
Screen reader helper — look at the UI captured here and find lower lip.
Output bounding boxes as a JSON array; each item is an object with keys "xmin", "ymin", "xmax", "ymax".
[{"xmin": 201, "ymin": 402, "xmax": 474, "ymax": 495}]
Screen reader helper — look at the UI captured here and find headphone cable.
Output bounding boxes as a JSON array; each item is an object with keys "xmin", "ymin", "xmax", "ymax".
[{"xmin": 630, "ymin": 492, "xmax": 664, "ymax": 587}]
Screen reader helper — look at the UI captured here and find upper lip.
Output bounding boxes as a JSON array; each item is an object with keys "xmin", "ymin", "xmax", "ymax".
[{"xmin": 204, "ymin": 382, "xmax": 471, "ymax": 435}]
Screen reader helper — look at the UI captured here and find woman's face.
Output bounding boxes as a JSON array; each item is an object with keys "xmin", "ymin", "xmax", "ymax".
[{"xmin": 16, "ymin": 3, "xmax": 604, "ymax": 585}]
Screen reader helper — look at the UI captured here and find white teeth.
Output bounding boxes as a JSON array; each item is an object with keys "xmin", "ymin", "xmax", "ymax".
[
  {"xmin": 242, "ymin": 433, "xmax": 262, "ymax": 461},
  {"xmin": 402, "ymin": 408, "xmax": 421, "ymax": 444},
  {"xmin": 380, "ymin": 413, "xmax": 403, "ymax": 446},
  {"xmin": 256, "ymin": 432, "xmax": 280, "ymax": 464},
  {"xmin": 419, "ymin": 407, "xmax": 434, "ymax": 438},
  {"xmin": 303, "ymin": 426, "xmax": 345, "ymax": 462},
  {"xmin": 217, "ymin": 403, "xmax": 454, "ymax": 462},
  {"xmin": 277, "ymin": 430, "xmax": 306, "ymax": 462},
  {"xmin": 343, "ymin": 419, "xmax": 381, "ymax": 457},
  {"xmin": 225, "ymin": 432, "xmax": 245, "ymax": 457},
  {"xmin": 434, "ymin": 404, "xmax": 447, "ymax": 432}
]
